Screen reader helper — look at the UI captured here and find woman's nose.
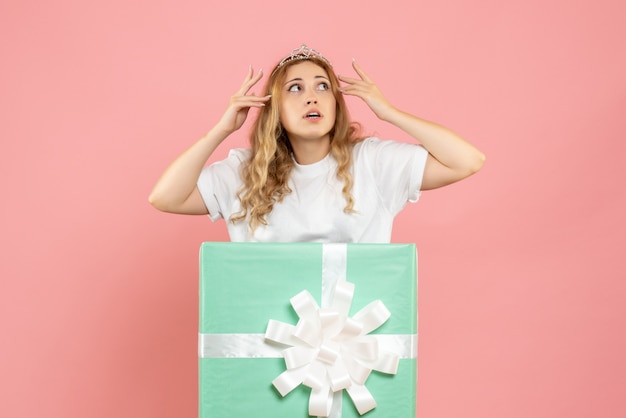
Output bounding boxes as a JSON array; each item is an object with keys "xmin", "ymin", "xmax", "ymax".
[{"xmin": 306, "ymin": 98, "xmax": 318, "ymax": 105}]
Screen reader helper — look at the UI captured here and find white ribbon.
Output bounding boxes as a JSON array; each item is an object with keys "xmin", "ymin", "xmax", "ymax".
[
  {"xmin": 199, "ymin": 333, "xmax": 417, "ymax": 359},
  {"xmin": 198, "ymin": 243, "xmax": 417, "ymax": 418}
]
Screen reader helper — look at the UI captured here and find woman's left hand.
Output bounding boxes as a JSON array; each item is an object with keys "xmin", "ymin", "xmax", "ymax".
[{"xmin": 338, "ymin": 60, "xmax": 396, "ymax": 121}]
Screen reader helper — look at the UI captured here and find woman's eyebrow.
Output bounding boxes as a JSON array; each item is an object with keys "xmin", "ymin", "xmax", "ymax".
[
  {"xmin": 284, "ymin": 77, "xmax": 303, "ymax": 85},
  {"xmin": 284, "ymin": 75, "xmax": 329, "ymax": 85}
]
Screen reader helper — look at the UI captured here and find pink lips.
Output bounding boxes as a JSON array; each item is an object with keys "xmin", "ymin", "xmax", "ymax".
[{"xmin": 303, "ymin": 110, "xmax": 322, "ymax": 120}]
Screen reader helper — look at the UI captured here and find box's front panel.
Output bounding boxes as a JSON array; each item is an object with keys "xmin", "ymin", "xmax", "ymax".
[{"xmin": 199, "ymin": 243, "xmax": 417, "ymax": 417}]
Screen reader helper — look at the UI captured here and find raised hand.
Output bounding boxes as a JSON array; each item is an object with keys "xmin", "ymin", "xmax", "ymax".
[
  {"xmin": 216, "ymin": 66, "xmax": 271, "ymax": 135},
  {"xmin": 338, "ymin": 60, "xmax": 396, "ymax": 121}
]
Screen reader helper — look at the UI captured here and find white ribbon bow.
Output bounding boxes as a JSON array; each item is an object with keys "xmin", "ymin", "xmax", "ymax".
[{"xmin": 264, "ymin": 280, "xmax": 399, "ymax": 417}]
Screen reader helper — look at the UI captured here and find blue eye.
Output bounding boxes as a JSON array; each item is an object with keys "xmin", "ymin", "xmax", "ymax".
[
  {"xmin": 318, "ymin": 82, "xmax": 329, "ymax": 91},
  {"xmin": 288, "ymin": 84, "xmax": 301, "ymax": 92}
]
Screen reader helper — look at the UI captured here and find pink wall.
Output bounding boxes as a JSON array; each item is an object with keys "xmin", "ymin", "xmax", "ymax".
[{"xmin": 2, "ymin": 0, "xmax": 625, "ymax": 417}]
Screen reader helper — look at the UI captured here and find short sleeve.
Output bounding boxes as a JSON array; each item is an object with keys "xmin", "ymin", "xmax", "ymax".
[
  {"xmin": 358, "ymin": 138, "xmax": 428, "ymax": 215},
  {"xmin": 197, "ymin": 148, "xmax": 250, "ymax": 222}
]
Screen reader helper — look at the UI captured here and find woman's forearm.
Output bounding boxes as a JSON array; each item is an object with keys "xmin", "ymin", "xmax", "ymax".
[
  {"xmin": 148, "ymin": 127, "xmax": 229, "ymax": 213},
  {"xmin": 384, "ymin": 107, "xmax": 485, "ymax": 175},
  {"xmin": 338, "ymin": 61, "xmax": 485, "ymax": 188}
]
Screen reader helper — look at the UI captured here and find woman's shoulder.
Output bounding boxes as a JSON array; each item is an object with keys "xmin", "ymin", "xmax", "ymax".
[
  {"xmin": 353, "ymin": 136, "xmax": 404, "ymax": 157},
  {"xmin": 226, "ymin": 147, "xmax": 252, "ymax": 161},
  {"xmin": 204, "ymin": 148, "xmax": 251, "ymax": 174},
  {"xmin": 355, "ymin": 136, "xmax": 381, "ymax": 145},
  {"xmin": 354, "ymin": 136, "xmax": 426, "ymax": 154},
  {"xmin": 353, "ymin": 136, "xmax": 382, "ymax": 152},
  {"xmin": 351, "ymin": 136, "xmax": 427, "ymax": 170}
]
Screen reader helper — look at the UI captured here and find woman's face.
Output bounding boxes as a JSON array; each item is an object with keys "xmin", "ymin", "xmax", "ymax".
[{"xmin": 278, "ymin": 60, "xmax": 337, "ymax": 146}]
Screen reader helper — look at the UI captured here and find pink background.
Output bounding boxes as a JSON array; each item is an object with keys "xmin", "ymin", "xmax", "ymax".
[{"xmin": 2, "ymin": 0, "xmax": 625, "ymax": 417}]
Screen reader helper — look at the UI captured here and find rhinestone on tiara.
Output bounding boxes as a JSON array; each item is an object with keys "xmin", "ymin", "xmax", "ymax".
[{"xmin": 275, "ymin": 44, "xmax": 332, "ymax": 69}]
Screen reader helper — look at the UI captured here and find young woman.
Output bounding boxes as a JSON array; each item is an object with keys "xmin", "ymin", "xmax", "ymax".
[{"xmin": 149, "ymin": 45, "xmax": 485, "ymax": 242}]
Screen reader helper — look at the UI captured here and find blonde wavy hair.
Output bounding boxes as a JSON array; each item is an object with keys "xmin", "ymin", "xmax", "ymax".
[{"xmin": 230, "ymin": 56, "xmax": 363, "ymax": 232}]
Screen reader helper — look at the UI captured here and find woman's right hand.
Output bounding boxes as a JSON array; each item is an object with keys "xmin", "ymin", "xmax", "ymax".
[{"xmin": 215, "ymin": 66, "xmax": 271, "ymax": 135}]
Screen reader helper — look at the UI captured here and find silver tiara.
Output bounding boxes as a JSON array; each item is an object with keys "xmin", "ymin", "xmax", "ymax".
[{"xmin": 275, "ymin": 44, "xmax": 332, "ymax": 69}]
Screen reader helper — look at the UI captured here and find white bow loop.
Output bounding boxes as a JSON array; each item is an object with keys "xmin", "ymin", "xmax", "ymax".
[{"xmin": 264, "ymin": 281, "xmax": 399, "ymax": 417}]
